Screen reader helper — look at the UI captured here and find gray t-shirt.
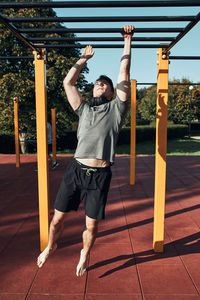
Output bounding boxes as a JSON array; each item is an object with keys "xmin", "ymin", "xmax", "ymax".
[{"xmin": 74, "ymin": 95, "xmax": 128, "ymax": 163}]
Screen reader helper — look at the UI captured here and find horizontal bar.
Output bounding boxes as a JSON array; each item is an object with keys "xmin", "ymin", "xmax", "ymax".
[
  {"xmin": 19, "ymin": 27, "xmax": 184, "ymax": 34},
  {"xmin": 28, "ymin": 37, "xmax": 175, "ymax": 42},
  {"xmin": 8, "ymin": 16, "xmax": 195, "ymax": 23},
  {"xmin": 0, "ymin": 13, "xmax": 39, "ymax": 52},
  {"xmin": 0, "ymin": 56, "xmax": 33, "ymax": 59},
  {"xmin": 4, "ymin": 55, "xmax": 200, "ymax": 61},
  {"xmin": 169, "ymin": 56, "xmax": 200, "ymax": 60},
  {"xmin": 1, "ymin": 1, "xmax": 200, "ymax": 9},
  {"xmin": 137, "ymin": 82, "xmax": 200, "ymax": 85},
  {"xmin": 35, "ymin": 43, "xmax": 169, "ymax": 48}
]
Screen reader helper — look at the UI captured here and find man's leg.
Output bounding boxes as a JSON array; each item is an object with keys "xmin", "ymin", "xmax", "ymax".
[
  {"xmin": 76, "ymin": 215, "xmax": 99, "ymax": 276},
  {"xmin": 37, "ymin": 209, "xmax": 66, "ymax": 268}
]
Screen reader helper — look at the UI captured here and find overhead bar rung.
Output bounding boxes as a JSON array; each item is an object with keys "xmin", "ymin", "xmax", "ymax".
[
  {"xmin": 0, "ymin": 56, "xmax": 33, "ymax": 59},
  {"xmin": 34, "ymin": 44, "xmax": 169, "ymax": 49},
  {"xmin": 136, "ymin": 82, "xmax": 200, "ymax": 85},
  {"xmin": 8, "ymin": 16, "xmax": 195, "ymax": 23},
  {"xmin": 28, "ymin": 37, "xmax": 176, "ymax": 42},
  {"xmin": 18, "ymin": 28, "xmax": 184, "ymax": 34},
  {"xmin": 169, "ymin": 56, "xmax": 200, "ymax": 60},
  {"xmin": 1, "ymin": 1, "xmax": 200, "ymax": 8}
]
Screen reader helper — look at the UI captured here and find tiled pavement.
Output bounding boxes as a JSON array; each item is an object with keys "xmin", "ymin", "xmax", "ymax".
[{"xmin": 0, "ymin": 154, "xmax": 200, "ymax": 300}]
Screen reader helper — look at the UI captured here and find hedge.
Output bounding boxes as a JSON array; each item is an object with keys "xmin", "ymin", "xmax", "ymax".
[
  {"xmin": 0, "ymin": 134, "xmax": 15, "ymax": 154},
  {"xmin": 118, "ymin": 124, "xmax": 188, "ymax": 145},
  {"xmin": 0, "ymin": 124, "xmax": 188, "ymax": 153}
]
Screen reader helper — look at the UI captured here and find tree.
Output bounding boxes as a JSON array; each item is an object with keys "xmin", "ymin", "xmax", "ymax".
[
  {"xmin": 137, "ymin": 79, "xmax": 200, "ymax": 125},
  {"xmin": 0, "ymin": 0, "xmax": 93, "ymax": 138}
]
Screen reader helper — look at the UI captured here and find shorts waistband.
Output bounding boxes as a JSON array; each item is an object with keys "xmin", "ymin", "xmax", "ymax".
[{"xmin": 73, "ymin": 158, "xmax": 110, "ymax": 172}]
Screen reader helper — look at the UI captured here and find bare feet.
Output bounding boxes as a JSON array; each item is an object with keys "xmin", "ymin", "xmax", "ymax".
[
  {"xmin": 37, "ymin": 243, "xmax": 57, "ymax": 268},
  {"xmin": 76, "ymin": 249, "xmax": 88, "ymax": 276}
]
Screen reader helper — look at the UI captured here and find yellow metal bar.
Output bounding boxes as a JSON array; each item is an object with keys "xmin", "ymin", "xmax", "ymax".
[
  {"xmin": 51, "ymin": 108, "xmax": 56, "ymax": 163},
  {"xmin": 34, "ymin": 49, "xmax": 49, "ymax": 252},
  {"xmin": 13, "ymin": 97, "xmax": 20, "ymax": 168},
  {"xmin": 130, "ymin": 79, "xmax": 137, "ymax": 185},
  {"xmin": 153, "ymin": 48, "xmax": 169, "ymax": 253}
]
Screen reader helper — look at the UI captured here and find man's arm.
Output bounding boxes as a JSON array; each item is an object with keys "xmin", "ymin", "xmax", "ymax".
[
  {"xmin": 116, "ymin": 25, "xmax": 134, "ymax": 102},
  {"xmin": 63, "ymin": 45, "xmax": 94, "ymax": 110}
]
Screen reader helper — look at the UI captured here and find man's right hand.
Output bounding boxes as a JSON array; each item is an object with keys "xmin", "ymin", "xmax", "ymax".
[
  {"xmin": 81, "ymin": 45, "xmax": 94, "ymax": 60},
  {"xmin": 121, "ymin": 25, "xmax": 134, "ymax": 39}
]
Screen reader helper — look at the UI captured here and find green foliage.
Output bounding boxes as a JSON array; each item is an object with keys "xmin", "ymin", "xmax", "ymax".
[
  {"xmin": 137, "ymin": 79, "xmax": 200, "ymax": 125},
  {"xmin": 0, "ymin": 0, "xmax": 93, "ymax": 137}
]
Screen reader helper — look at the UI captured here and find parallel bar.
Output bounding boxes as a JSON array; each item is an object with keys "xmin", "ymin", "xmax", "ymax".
[
  {"xmin": 5, "ymin": 55, "xmax": 199, "ymax": 61},
  {"xmin": 13, "ymin": 97, "xmax": 20, "ymax": 168},
  {"xmin": 28, "ymin": 37, "xmax": 175, "ymax": 42},
  {"xmin": 169, "ymin": 56, "xmax": 200, "ymax": 60},
  {"xmin": 137, "ymin": 82, "xmax": 200, "ymax": 85},
  {"xmin": 1, "ymin": 1, "xmax": 200, "ymax": 8},
  {"xmin": 35, "ymin": 44, "xmax": 169, "ymax": 48},
  {"xmin": 153, "ymin": 47, "xmax": 169, "ymax": 253},
  {"xmin": 0, "ymin": 56, "xmax": 33, "ymax": 59},
  {"xmin": 19, "ymin": 27, "xmax": 184, "ymax": 34},
  {"xmin": 8, "ymin": 16, "xmax": 195, "ymax": 23},
  {"xmin": 34, "ymin": 48, "xmax": 49, "ymax": 252},
  {"xmin": 166, "ymin": 11, "xmax": 200, "ymax": 52},
  {"xmin": 130, "ymin": 80, "xmax": 136, "ymax": 186},
  {"xmin": 0, "ymin": 13, "xmax": 39, "ymax": 52},
  {"xmin": 51, "ymin": 108, "xmax": 57, "ymax": 163}
]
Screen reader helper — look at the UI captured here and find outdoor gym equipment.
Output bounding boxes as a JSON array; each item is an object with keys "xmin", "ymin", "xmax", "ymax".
[{"xmin": 1, "ymin": 0, "xmax": 200, "ymax": 253}]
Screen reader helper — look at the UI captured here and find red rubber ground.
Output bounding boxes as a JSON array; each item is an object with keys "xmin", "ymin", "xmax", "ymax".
[{"xmin": 0, "ymin": 154, "xmax": 200, "ymax": 299}]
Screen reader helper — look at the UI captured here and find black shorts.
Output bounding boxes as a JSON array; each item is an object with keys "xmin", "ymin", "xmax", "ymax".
[{"xmin": 54, "ymin": 159, "xmax": 112, "ymax": 220}]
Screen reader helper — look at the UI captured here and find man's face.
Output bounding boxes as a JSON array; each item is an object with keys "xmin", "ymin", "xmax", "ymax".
[{"xmin": 93, "ymin": 80, "xmax": 113, "ymax": 100}]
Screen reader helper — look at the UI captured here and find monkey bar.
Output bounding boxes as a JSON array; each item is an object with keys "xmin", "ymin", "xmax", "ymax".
[
  {"xmin": 1, "ymin": 0, "xmax": 200, "ymax": 253},
  {"xmin": 1, "ymin": 0, "xmax": 200, "ymax": 8}
]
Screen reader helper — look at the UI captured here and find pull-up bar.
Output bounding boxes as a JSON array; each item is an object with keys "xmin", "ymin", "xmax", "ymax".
[
  {"xmin": 2, "ymin": 56, "xmax": 200, "ymax": 61},
  {"xmin": 0, "ymin": 56, "xmax": 33, "ymax": 60},
  {"xmin": 8, "ymin": 16, "xmax": 196, "ymax": 23},
  {"xmin": 28, "ymin": 37, "xmax": 176, "ymax": 42},
  {"xmin": 1, "ymin": 0, "xmax": 200, "ymax": 8},
  {"xmin": 19, "ymin": 28, "xmax": 185, "ymax": 34},
  {"xmin": 169, "ymin": 56, "xmax": 200, "ymax": 60},
  {"xmin": 35, "ymin": 44, "xmax": 169, "ymax": 49},
  {"xmin": 136, "ymin": 82, "xmax": 200, "ymax": 85}
]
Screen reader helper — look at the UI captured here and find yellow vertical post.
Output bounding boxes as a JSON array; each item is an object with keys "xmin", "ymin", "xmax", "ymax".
[
  {"xmin": 34, "ymin": 49, "xmax": 49, "ymax": 252},
  {"xmin": 13, "ymin": 97, "xmax": 20, "ymax": 168},
  {"xmin": 51, "ymin": 108, "xmax": 56, "ymax": 163},
  {"xmin": 130, "ymin": 79, "xmax": 137, "ymax": 185},
  {"xmin": 153, "ymin": 48, "xmax": 169, "ymax": 253}
]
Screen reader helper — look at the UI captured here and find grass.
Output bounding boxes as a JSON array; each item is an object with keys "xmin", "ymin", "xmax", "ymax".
[{"xmin": 57, "ymin": 137, "xmax": 200, "ymax": 156}]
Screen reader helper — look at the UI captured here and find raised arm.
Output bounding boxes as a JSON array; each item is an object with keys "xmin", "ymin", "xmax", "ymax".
[
  {"xmin": 116, "ymin": 25, "xmax": 134, "ymax": 102},
  {"xmin": 63, "ymin": 45, "xmax": 94, "ymax": 110}
]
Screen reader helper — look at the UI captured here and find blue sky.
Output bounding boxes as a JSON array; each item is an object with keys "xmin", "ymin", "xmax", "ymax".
[{"xmin": 53, "ymin": 1, "xmax": 200, "ymax": 88}]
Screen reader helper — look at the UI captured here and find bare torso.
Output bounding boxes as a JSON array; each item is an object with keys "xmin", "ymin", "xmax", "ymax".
[{"xmin": 76, "ymin": 158, "xmax": 110, "ymax": 168}]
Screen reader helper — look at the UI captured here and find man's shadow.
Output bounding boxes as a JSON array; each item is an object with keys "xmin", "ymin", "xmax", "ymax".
[{"xmin": 88, "ymin": 231, "xmax": 200, "ymax": 278}]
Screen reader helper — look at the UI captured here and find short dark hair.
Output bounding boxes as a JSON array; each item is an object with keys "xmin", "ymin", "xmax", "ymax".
[{"xmin": 95, "ymin": 75, "xmax": 114, "ymax": 93}]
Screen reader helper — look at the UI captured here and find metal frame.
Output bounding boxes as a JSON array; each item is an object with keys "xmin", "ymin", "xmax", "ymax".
[{"xmin": 0, "ymin": 1, "xmax": 200, "ymax": 54}]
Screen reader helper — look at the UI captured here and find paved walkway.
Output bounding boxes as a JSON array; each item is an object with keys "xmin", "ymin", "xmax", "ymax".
[{"xmin": 0, "ymin": 154, "xmax": 200, "ymax": 300}]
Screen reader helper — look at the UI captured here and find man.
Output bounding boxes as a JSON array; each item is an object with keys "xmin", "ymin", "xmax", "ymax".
[{"xmin": 37, "ymin": 25, "xmax": 134, "ymax": 276}]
